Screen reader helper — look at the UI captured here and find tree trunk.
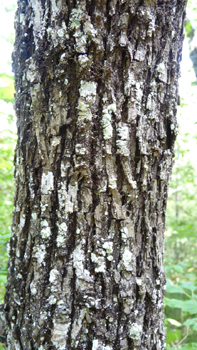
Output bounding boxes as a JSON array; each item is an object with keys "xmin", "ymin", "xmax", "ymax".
[{"xmin": 3, "ymin": 0, "xmax": 187, "ymax": 349}]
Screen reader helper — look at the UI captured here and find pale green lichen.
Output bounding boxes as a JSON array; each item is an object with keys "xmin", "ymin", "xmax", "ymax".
[
  {"xmin": 80, "ymin": 81, "xmax": 97, "ymax": 99},
  {"xmin": 116, "ymin": 139, "xmax": 129, "ymax": 156},
  {"xmin": 129, "ymin": 323, "xmax": 142, "ymax": 339},
  {"xmin": 91, "ymin": 252, "xmax": 98, "ymax": 263},
  {"xmin": 103, "ymin": 241, "xmax": 113, "ymax": 254},
  {"xmin": 69, "ymin": 8, "xmax": 85, "ymax": 30}
]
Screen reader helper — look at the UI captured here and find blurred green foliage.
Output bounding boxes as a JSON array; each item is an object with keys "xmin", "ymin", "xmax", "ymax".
[
  {"xmin": 0, "ymin": 74, "xmax": 14, "ymax": 103},
  {"xmin": 165, "ymin": 127, "xmax": 197, "ymax": 349},
  {"xmin": 0, "ymin": 127, "xmax": 16, "ymax": 302}
]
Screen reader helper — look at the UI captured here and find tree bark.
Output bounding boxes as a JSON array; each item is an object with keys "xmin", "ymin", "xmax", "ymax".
[{"xmin": 3, "ymin": 0, "xmax": 187, "ymax": 349}]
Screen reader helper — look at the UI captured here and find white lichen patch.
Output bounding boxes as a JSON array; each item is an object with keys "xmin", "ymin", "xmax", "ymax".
[
  {"xmin": 73, "ymin": 244, "xmax": 94, "ymax": 288},
  {"xmin": 31, "ymin": 212, "xmax": 37, "ymax": 221},
  {"xmin": 146, "ymin": 94, "xmax": 152, "ymax": 110},
  {"xmin": 91, "ymin": 253, "xmax": 106, "ymax": 273},
  {"xmin": 33, "ymin": 244, "xmax": 46, "ymax": 265},
  {"xmin": 58, "ymin": 181, "xmax": 78, "ymax": 217},
  {"xmin": 69, "ymin": 7, "xmax": 85, "ymax": 30},
  {"xmin": 48, "ymin": 295, "xmax": 57, "ymax": 305},
  {"xmin": 103, "ymin": 241, "xmax": 113, "ymax": 254},
  {"xmin": 60, "ymin": 161, "xmax": 69, "ymax": 177},
  {"xmin": 20, "ymin": 214, "xmax": 25, "ymax": 229},
  {"xmin": 92, "ymin": 339, "xmax": 112, "ymax": 350},
  {"xmin": 75, "ymin": 144, "xmax": 86, "ymax": 155},
  {"xmin": 117, "ymin": 124, "xmax": 130, "ymax": 140},
  {"xmin": 157, "ymin": 62, "xmax": 166, "ymax": 74},
  {"xmin": 136, "ymin": 278, "xmax": 142, "ymax": 286},
  {"xmin": 92, "ymin": 339, "xmax": 99, "ymax": 350},
  {"xmin": 56, "ymin": 222, "xmax": 68, "ymax": 247},
  {"xmin": 91, "ymin": 253, "xmax": 98, "ymax": 263},
  {"xmin": 83, "ymin": 20, "xmax": 97, "ymax": 37},
  {"xmin": 71, "ymin": 308, "xmax": 87, "ymax": 340},
  {"xmin": 41, "ymin": 220, "xmax": 51, "ymax": 239},
  {"xmin": 51, "ymin": 321, "xmax": 71, "ymax": 349},
  {"xmin": 49, "ymin": 268, "xmax": 60, "ymax": 284},
  {"xmin": 116, "ymin": 123, "xmax": 130, "ymax": 155},
  {"xmin": 30, "ymin": 0, "xmax": 44, "ymax": 49},
  {"xmin": 135, "ymin": 82, "xmax": 143, "ymax": 102},
  {"xmin": 74, "ymin": 31, "xmax": 87, "ymax": 53},
  {"xmin": 57, "ymin": 28, "xmax": 65, "ymax": 38},
  {"xmin": 51, "ymin": 136, "xmax": 61, "ymax": 148},
  {"xmin": 121, "ymin": 221, "xmax": 135, "ymax": 241},
  {"xmin": 41, "ymin": 171, "xmax": 54, "ymax": 194},
  {"xmin": 80, "ymin": 81, "xmax": 97, "ymax": 100},
  {"xmin": 122, "ymin": 248, "xmax": 133, "ymax": 271},
  {"xmin": 30, "ymin": 281, "xmax": 37, "ymax": 295},
  {"xmin": 102, "ymin": 103, "xmax": 116, "ymax": 140},
  {"xmin": 26, "ymin": 60, "xmax": 40, "ymax": 83},
  {"xmin": 78, "ymin": 54, "xmax": 89, "ymax": 67},
  {"xmin": 157, "ymin": 62, "xmax": 167, "ymax": 83},
  {"xmin": 38, "ymin": 346, "xmax": 45, "ymax": 350},
  {"xmin": 73, "ymin": 244, "xmax": 85, "ymax": 275},
  {"xmin": 129, "ymin": 323, "xmax": 142, "ymax": 340},
  {"xmin": 77, "ymin": 80, "xmax": 97, "ymax": 121}
]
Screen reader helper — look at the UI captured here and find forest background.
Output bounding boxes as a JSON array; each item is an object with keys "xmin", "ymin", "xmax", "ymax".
[{"xmin": 0, "ymin": 0, "xmax": 197, "ymax": 349}]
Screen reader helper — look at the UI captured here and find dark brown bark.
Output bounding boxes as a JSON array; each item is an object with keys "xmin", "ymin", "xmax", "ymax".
[{"xmin": 3, "ymin": 0, "xmax": 187, "ymax": 349}]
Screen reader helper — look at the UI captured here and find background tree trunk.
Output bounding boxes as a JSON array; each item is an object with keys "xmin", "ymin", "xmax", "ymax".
[{"xmin": 4, "ymin": 0, "xmax": 187, "ymax": 349}]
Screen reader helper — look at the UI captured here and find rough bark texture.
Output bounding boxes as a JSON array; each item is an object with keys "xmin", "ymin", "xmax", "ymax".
[{"xmin": 4, "ymin": 0, "xmax": 187, "ymax": 349}]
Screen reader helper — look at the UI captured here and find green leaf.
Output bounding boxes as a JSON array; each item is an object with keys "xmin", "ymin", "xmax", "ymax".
[
  {"xmin": 172, "ymin": 264, "xmax": 184, "ymax": 273},
  {"xmin": 180, "ymin": 281, "xmax": 197, "ymax": 292},
  {"xmin": 166, "ymin": 329, "xmax": 181, "ymax": 343},
  {"xmin": 0, "ymin": 73, "xmax": 15, "ymax": 103},
  {"xmin": 165, "ymin": 298, "xmax": 197, "ymax": 314},
  {"xmin": 166, "ymin": 281, "xmax": 186, "ymax": 294},
  {"xmin": 0, "ymin": 269, "xmax": 7, "ymax": 276},
  {"xmin": 180, "ymin": 343, "xmax": 197, "ymax": 350},
  {"xmin": 166, "ymin": 318, "xmax": 182, "ymax": 327},
  {"xmin": 183, "ymin": 318, "xmax": 197, "ymax": 331}
]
